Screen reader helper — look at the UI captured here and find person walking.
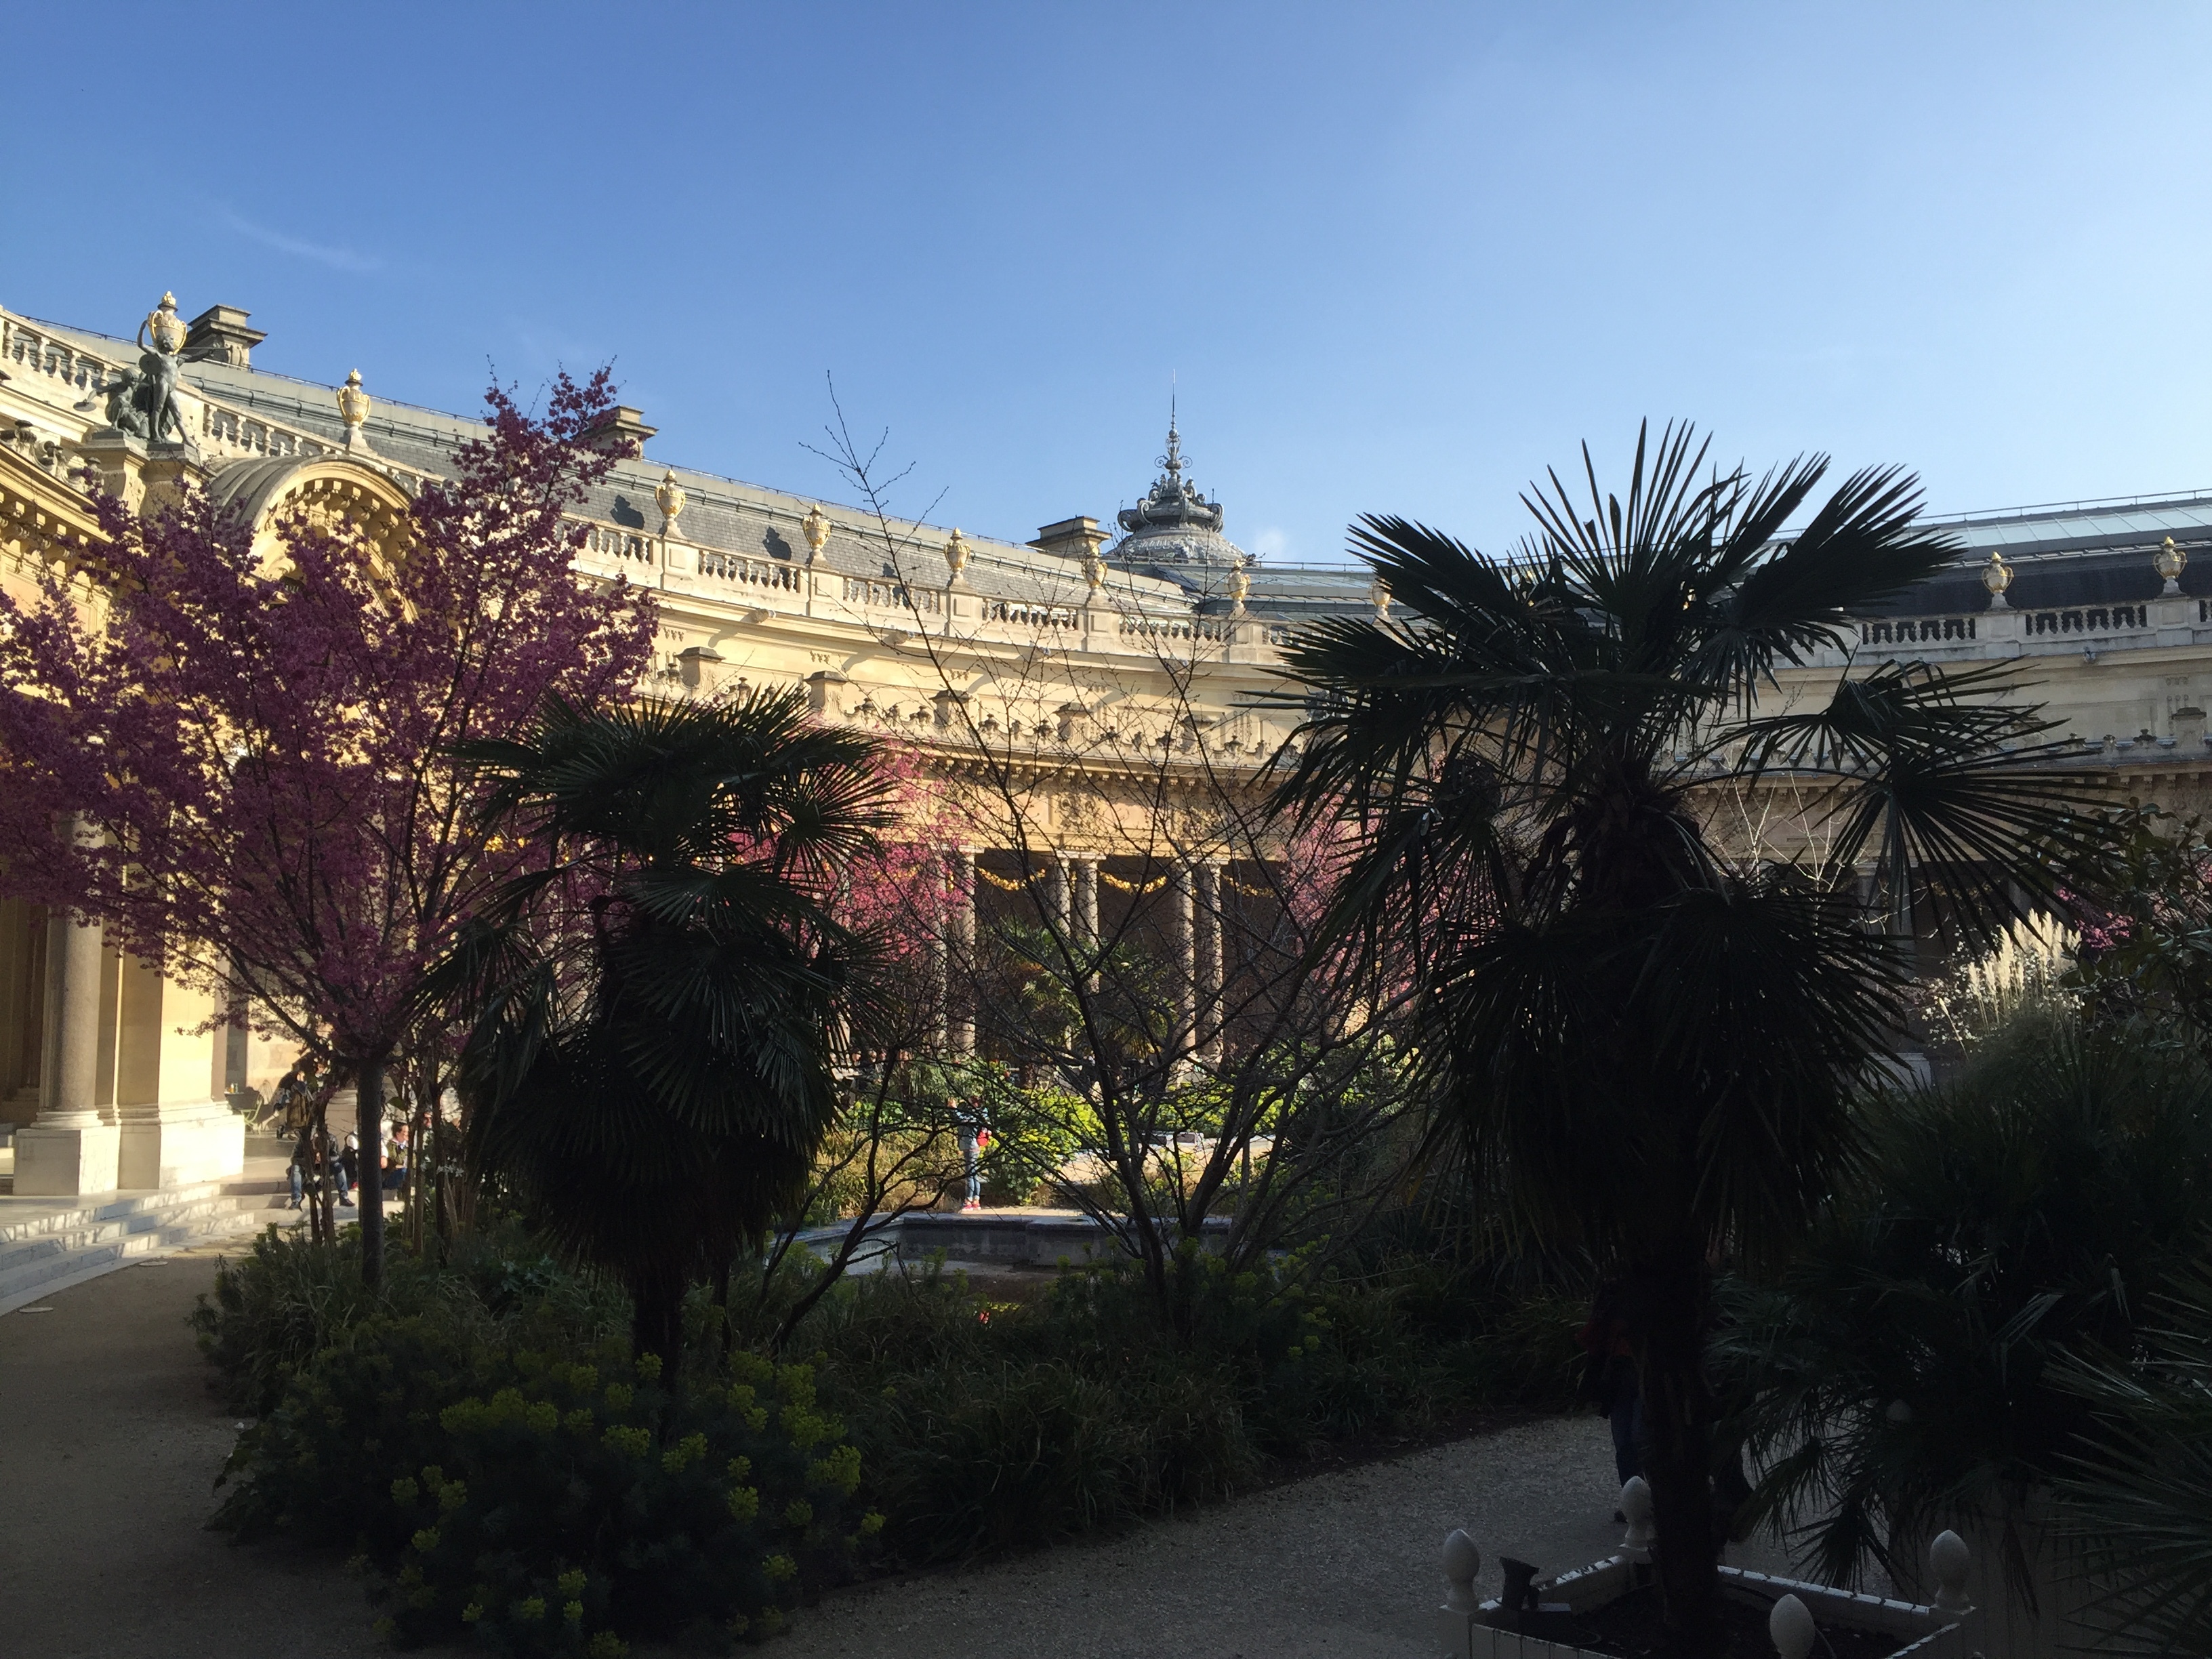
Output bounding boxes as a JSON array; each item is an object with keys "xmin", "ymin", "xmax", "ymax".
[{"xmin": 340, "ymin": 1131, "xmax": 359, "ymax": 1203}]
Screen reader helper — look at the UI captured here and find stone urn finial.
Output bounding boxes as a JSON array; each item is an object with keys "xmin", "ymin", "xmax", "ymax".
[
  {"xmin": 1370, "ymin": 575, "xmax": 1393, "ymax": 623},
  {"xmin": 944, "ymin": 527, "xmax": 970, "ymax": 580},
  {"xmin": 1226, "ymin": 555, "xmax": 1250, "ymax": 616},
  {"xmin": 654, "ymin": 468, "xmax": 687, "ymax": 537},
  {"xmin": 2156, "ymin": 535, "xmax": 2188, "ymax": 595},
  {"xmin": 1981, "ymin": 550, "xmax": 2013, "ymax": 609},
  {"xmin": 337, "ymin": 369, "xmax": 371, "ymax": 428},
  {"xmin": 1082, "ymin": 546, "xmax": 1106, "ymax": 594},
  {"xmin": 801, "ymin": 504, "xmax": 831, "ymax": 564},
  {"xmin": 336, "ymin": 370, "xmax": 374, "ymax": 453},
  {"xmin": 140, "ymin": 291, "xmax": 186, "ymax": 356}
]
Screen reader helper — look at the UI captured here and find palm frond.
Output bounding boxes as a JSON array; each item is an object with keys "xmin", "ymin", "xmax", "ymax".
[{"xmin": 1742, "ymin": 659, "xmax": 2112, "ymax": 942}]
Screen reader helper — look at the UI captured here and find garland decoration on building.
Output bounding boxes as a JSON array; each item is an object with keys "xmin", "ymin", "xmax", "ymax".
[{"xmin": 1097, "ymin": 870, "xmax": 1170, "ymax": 896}]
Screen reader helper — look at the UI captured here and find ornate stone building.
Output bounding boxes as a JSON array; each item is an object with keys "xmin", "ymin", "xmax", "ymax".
[
  {"xmin": 5, "ymin": 290, "xmax": 2212, "ymax": 1204},
  {"xmin": 0, "ymin": 293, "xmax": 1374, "ymax": 1200}
]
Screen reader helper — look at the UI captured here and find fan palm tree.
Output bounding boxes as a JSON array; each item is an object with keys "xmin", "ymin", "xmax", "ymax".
[
  {"xmin": 1270, "ymin": 423, "xmax": 2111, "ymax": 1648},
  {"xmin": 2057, "ymin": 1259, "xmax": 2212, "ymax": 1658},
  {"xmin": 1713, "ymin": 1007, "xmax": 2212, "ymax": 1610},
  {"xmin": 439, "ymin": 691, "xmax": 891, "ymax": 1373}
]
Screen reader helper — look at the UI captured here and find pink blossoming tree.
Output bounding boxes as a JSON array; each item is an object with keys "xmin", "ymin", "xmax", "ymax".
[{"xmin": 0, "ymin": 369, "xmax": 657, "ymax": 1286}]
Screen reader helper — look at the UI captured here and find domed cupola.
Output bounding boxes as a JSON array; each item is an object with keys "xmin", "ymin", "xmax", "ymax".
[{"xmin": 1107, "ymin": 412, "xmax": 1248, "ymax": 573}]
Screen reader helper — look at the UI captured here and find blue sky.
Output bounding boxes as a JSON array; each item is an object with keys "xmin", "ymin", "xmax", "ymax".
[{"xmin": 12, "ymin": 3, "xmax": 2211, "ymax": 565}]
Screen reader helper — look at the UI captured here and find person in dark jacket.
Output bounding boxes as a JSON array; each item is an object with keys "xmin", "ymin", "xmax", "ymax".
[
  {"xmin": 1578, "ymin": 1277, "xmax": 1641, "ymax": 1501},
  {"xmin": 287, "ymin": 1122, "xmax": 311, "ymax": 1208}
]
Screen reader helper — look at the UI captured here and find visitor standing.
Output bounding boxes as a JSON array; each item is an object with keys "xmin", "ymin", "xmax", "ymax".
[
  {"xmin": 287, "ymin": 1122, "xmax": 311, "ymax": 1209},
  {"xmin": 383, "ymin": 1122, "xmax": 410, "ymax": 1196},
  {"xmin": 270, "ymin": 1064, "xmax": 303, "ymax": 1132},
  {"xmin": 953, "ymin": 1097, "xmax": 989, "ymax": 1213},
  {"xmin": 1578, "ymin": 1277, "xmax": 1641, "ymax": 1512},
  {"xmin": 329, "ymin": 1129, "xmax": 354, "ymax": 1210}
]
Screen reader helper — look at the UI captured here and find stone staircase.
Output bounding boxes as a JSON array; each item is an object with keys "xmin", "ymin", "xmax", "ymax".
[{"xmin": 0, "ymin": 1164, "xmax": 295, "ymax": 1316}]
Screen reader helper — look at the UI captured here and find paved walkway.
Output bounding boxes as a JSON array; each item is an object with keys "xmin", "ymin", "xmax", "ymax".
[
  {"xmin": 0, "ymin": 1241, "xmax": 381, "ymax": 1659},
  {"xmin": 0, "ymin": 1248, "xmax": 1794, "ymax": 1659}
]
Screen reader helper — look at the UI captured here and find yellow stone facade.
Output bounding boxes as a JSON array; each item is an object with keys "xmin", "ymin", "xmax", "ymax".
[{"xmin": 9, "ymin": 290, "xmax": 2212, "ymax": 1194}]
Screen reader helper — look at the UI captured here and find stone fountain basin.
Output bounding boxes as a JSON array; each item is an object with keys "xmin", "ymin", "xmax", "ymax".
[{"xmin": 1435, "ymin": 1555, "xmax": 1984, "ymax": 1659}]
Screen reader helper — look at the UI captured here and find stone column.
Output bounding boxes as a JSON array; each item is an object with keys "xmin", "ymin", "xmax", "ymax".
[
  {"xmin": 1169, "ymin": 863, "xmax": 1197, "ymax": 1065},
  {"xmin": 924, "ymin": 883, "xmax": 948, "ymax": 1050},
  {"xmin": 1070, "ymin": 862, "xmax": 1106, "ymax": 995},
  {"xmin": 948, "ymin": 848, "xmax": 977, "ymax": 1055},
  {"xmin": 1851, "ymin": 861, "xmax": 1892, "ymax": 939},
  {"xmin": 14, "ymin": 904, "xmax": 121, "ymax": 1197},
  {"xmin": 1195, "ymin": 860, "xmax": 1225, "ymax": 1061},
  {"xmin": 1046, "ymin": 855, "xmax": 1072, "ymax": 937}
]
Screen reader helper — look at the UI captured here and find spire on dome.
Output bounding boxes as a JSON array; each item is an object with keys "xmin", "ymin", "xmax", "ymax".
[{"xmin": 1110, "ymin": 399, "xmax": 1242, "ymax": 567}]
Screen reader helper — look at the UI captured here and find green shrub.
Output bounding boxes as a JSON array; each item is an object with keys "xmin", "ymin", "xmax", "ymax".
[
  {"xmin": 383, "ymin": 1351, "xmax": 867, "ymax": 1654},
  {"xmin": 199, "ymin": 1208, "xmax": 1590, "ymax": 1623},
  {"xmin": 779, "ymin": 1246, "xmax": 1582, "ymax": 1562},
  {"xmin": 191, "ymin": 1222, "xmax": 627, "ymax": 1417},
  {"xmin": 204, "ymin": 1231, "xmax": 869, "ymax": 1654}
]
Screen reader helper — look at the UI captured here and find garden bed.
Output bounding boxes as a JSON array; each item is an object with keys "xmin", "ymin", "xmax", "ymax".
[
  {"xmin": 1500, "ymin": 1579, "xmax": 1900, "ymax": 1659},
  {"xmin": 1437, "ymin": 1553, "xmax": 1982, "ymax": 1659}
]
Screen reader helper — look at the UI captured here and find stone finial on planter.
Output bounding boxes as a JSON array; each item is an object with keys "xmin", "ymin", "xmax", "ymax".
[
  {"xmin": 1620, "ymin": 1476, "xmax": 1655, "ymax": 1563},
  {"xmin": 1928, "ymin": 1528, "xmax": 1972, "ymax": 1614},
  {"xmin": 1769, "ymin": 1592, "xmax": 1816, "ymax": 1659},
  {"xmin": 1441, "ymin": 1529, "xmax": 1481, "ymax": 1613}
]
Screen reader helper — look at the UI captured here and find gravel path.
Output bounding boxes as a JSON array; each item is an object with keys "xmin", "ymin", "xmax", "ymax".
[
  {"xmin": 781, "ymin": 1419, "xmax": 1792, "ymax": 1659},
  {"xmin": 0, "ymin": 1248, "xmax": 1793, "ymax": 1659}
]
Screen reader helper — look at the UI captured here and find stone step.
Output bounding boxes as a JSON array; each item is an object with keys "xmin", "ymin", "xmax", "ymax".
[
  {"xmin": 0, "ymin": 1171, "xmax": 290, "ymax": 1242},
  {"xmin": 0, "ymin": 1204, "xmax": 280, "ymax": 1315},
  {"xmin": 0, "ymin": 1176, "xmax": 302, "ymax": 1317},
  {"xmin": 0, "ymin": 1192, "xmax": 249, "ymax": 1273},
  {"xmin": 0, "ymin": 1181, "xmax": 234, "ymax": 1244}
]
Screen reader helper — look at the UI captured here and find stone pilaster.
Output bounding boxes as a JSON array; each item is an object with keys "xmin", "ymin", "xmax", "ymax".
[{"xmin": 111, "ymin": 959, "xmax": 244, "ymax": 1189}]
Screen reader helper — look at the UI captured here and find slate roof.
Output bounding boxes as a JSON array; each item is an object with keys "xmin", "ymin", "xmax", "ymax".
[
  {"xmin": 1865, "ymin": 491, "xmax": 2212, "ymax": 616},
  {"xmin": 22, "ymin": 314, "xmax": 1195, "ymax": 615},
  {"xmin": 35, "ymin": 308, "xmax": 2207, "ymax": 630}
]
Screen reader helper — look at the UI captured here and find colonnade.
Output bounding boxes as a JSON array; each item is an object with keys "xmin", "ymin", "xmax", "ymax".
[{"xmin": 927, "ymin": 848, "xmax": 1229, "ymax": 1064}]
